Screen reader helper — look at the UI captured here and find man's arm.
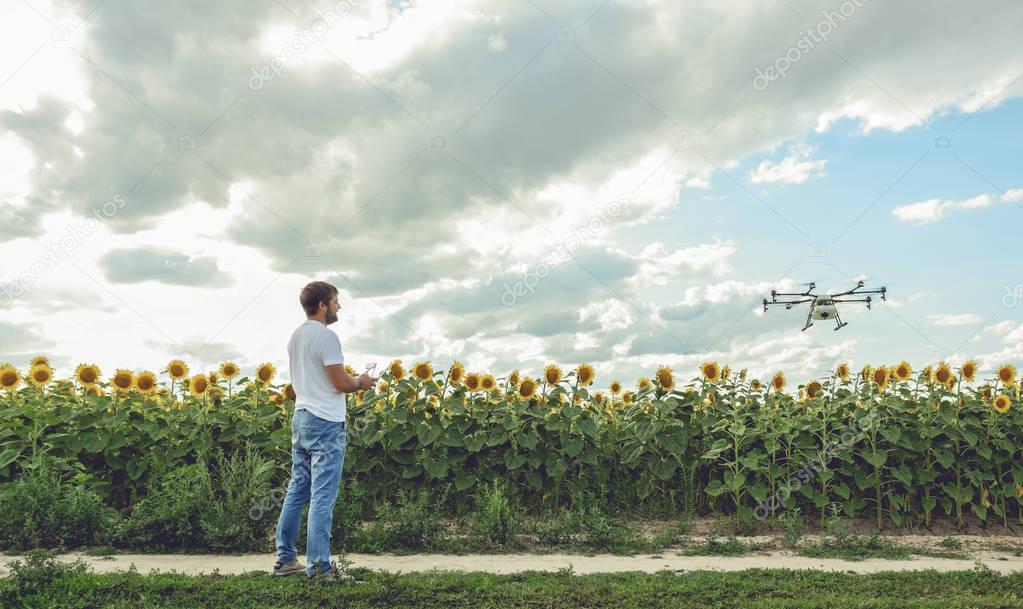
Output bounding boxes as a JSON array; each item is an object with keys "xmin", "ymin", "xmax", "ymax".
[{"xmin": 325, "ymin": 364, "xmax": 374, "ymax": 393}]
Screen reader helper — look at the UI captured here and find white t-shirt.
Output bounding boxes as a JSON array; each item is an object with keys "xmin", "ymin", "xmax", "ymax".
[{"xmin": 287, "ymin": 319, "xmax": 346, "ymax": 422}]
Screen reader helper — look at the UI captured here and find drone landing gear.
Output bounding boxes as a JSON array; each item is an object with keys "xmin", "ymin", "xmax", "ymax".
[
  {"xmin": 802, "ymin": 307, "xmax": 814, "ymax": 332},
  {"xmin": 833, "ymin": 311, "xmax": 848, "ymax": 331}
]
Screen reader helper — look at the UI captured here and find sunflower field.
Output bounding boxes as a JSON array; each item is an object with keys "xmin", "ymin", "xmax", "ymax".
[{"xmin": 1, "ymin": 355, "xmax": 1022, "ymax": 530}]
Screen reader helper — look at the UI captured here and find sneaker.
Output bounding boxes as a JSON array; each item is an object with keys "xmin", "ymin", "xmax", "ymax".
[
  {"xmin": 272, "ymin": 558, "xmax": 305, "ymax": 577},
  {"xmin": 307, "ymin": 560, "xmax": 341, "ymax": 582}
]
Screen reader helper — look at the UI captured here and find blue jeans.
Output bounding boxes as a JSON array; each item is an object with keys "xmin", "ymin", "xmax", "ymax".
[{"xmin": 275, "ymin": 408, "xmax": 346, "ymax": 576}]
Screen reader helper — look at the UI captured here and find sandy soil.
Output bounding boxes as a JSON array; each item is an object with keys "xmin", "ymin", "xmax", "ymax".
[{"xmin": 3, "ymin": 547, "xmax": 1023, "ymax": 577}]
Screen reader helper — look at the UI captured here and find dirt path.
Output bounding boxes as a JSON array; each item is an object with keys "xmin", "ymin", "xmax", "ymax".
[{"xmin": 3, "ymin": 550, "xmax": 1023, "ymax": 576}]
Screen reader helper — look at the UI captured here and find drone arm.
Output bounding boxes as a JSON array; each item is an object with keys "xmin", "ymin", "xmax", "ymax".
[
  {"xmin": 764, "ymin": 298, "xmax": 814, "ymax": 306},
  {"xmin": 831, "ymin": 287, "xmax": 886, "ymax": 298}
]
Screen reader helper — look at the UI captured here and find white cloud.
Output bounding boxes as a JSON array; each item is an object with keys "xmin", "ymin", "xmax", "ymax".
[
  {"xmin": 488, "ymin": 33, "xmax": 507, "ymax": 52},
  {"xmin": 883, "ymin": 292, "xmax": 929, "ymax": 308},
  {"xmin": 626, "ymin": 240, "xmax": 736, "ymax": 288},
  {"xmin": 926, "ymin": 313, "xmax": 984, "ymax": 326},
  {"xmin": 891, "ymin": 193, "xmax": 1009, "ymax": 224},
  {"xmin": 748, "ymin": 144, "xmax": 827, "ymax": 185}
]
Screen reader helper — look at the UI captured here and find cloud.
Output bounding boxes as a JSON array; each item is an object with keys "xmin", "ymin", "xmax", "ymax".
[
  {"xmin": 926, "ymin": 313, "xmax": 984, "ymax": 326},
  {"xmin": 748, "ymin": 144, "xmax": 828, "ymax": 185},
  {"xmin": 883, "ymin": 292, "xmax": 928, "ymax": 308},
  {"xmin": 5, "ymin": 0, "xmax": 1022, "ymax": 294},
  {"xmin": 891, "ymin": 194, "xmax": 998, "ymax": 224},
  {"xmin": 0, "ymin": 321, "xmax": 54, "ymax": 366},
  {"xmin": 99, "ymin": 247, "xmax": 234, "ymax": 287}
]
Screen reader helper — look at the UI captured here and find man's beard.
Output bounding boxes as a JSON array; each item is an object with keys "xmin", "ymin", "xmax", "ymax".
[{"xmin": 326, "ymin": 311, "xmax": 338, "ymax": 324}]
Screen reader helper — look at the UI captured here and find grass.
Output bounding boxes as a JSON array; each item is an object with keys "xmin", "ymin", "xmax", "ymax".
[
  {"xmin": 3, "ymin": 553, "xmax": 1023, "ymax": 608},
  {"xmin": 678, "ymin": 534, "xmax": 773, "ymax": 557},
  {"xmin": 798, "ymin": 533, "xmax": 972, "ymax": 562}
]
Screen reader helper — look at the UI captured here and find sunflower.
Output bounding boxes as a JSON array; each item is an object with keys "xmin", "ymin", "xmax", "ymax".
[
  {"xmin": 993, "ymin": 394, "xmax": 1012, "ymax": 414},
  {"xmin": 860, "ymin": 365, "xmax": 873, "ymax": 384},
  {"xmin": 872, "ymin": 366, "xmax": 890, "ymax": 391},
  {"xmin": 980, "ymin": 385, "xmax": 993, "ymax": 401},
  {"xmin": 388, "ymin": 359, "xmax": 405, "ymax": 381},
  {"xmin": 464, "ymin": 372, "xmax": 481, "ymax": 392},
  {"xmin": 270, "ymin": 393, "xmax": 284, "ymax": 406},
  {"xmin": 836, "ymin": 363, "xmax": 850, "ymax": 382},
  {"xmin": 135, "ymin": 371, "xmax": 158, "ymax": 395},
  {"xmin": 110, "ymin": 369, "xmax": 136, "ymax": 392},
  {"xmin": 544, "ymin": 364, "xmax": 563, "ymax": 386},
  {"xmin": 997, "ymin": 364, "xmax": 1017, "ymax": 387},
  {"xmin": 806, "ymin": 380, "xmax": 822, "ymax": 400},
  {"xmin": 29, "ymin": 355, "xmax": 50, "ymax": 369},
  {"xmin": 921, "ymin": 366, "xmax": 933, "ymax": 385},
  {"xmin": 706, "ymin": 390, "xmax": 716, "ymax": 404},
  {"xmin": 166, "ymin": 359, "xmax": 189, "ymax": 380},
  {"xmin": 255, "ymin": 362, "xmax": 277, "ymax": 384},
  {"xmin": 771, "ymin": 371, "xmax": 786, "ymax": 393},
  {"xmin": 593, "ymin": 391, "xmax": 606, "ymax": 405},
  {"xmin": 188, "ymin": 374, "xmax": 209, "ymax": 397},
  {"xmin": 739, "ymin": 368, "xmax": 748, "ymax": 381},
  {"xmin": 576, "ymin": 363, "xmax": 595, "ymax": 386},
  {"xmin": 934, "ymin": 362, "xmax": 953, "ymax": 387},
  {"xmin": 700, "ymin": 361, "xmax": 720, "ymax": 382},
  {"xmin": 751, "ymin": 379, "xmax": 762, "ymax": 391},
  {"xmin": 481, "ymin": 374, "xmax": 497, "ymax": 392},
  {"xmin": 85, "ymin": 384, "xmax": 105, "ymax": 397},
  {"xmin": 893, "ymin": 361, "xmax": 912, "ymax": 381},
  {"xmin": 637, "ymin": 377, "xmax": 652, "ymax": 391},
  {"xmin": 507, "ymin": 369, "xmax": 520, "ymax": 388},
  {"xmin": 517, "ymin": 376, "xmax": 537, "ymax": 399},
  {"xmin": 285, "ymin": 383, "xmax": 296, "ymax": 401},
  {"xmin": 413, "ymin": 361, "xmax": 433, "ymax": 382},
  {"xmin": 448, "ymin": 361, "xmax": 465, "ymax": 385},
  {"xmin": 622, "ymin": 391, "xmax": 635, "ymax": 404},
  {"xmin": 656, "ymin": 366, "xmax": 675, "ymax": 390},
  {"xmin": 219, "ymin": 361, "xmax": 240, "ymax": 380},
  {"xmin": 27, "ymin": 364, "xmax": 53, "ymax": 388},
  {"xmin": 73, "ymin": 363, "xmax": 100, "ymax": 387},
  {"xmin": 959, "ymin": 360, "xmax": 978, "ymax": 383},
  {"xmin": 609, "ymin": 380, "xmax": 622, "ymax": 396}
]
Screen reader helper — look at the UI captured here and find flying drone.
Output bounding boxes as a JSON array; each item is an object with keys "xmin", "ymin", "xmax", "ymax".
[{"xmin": 762, "ymin": 280, "xmax": 887, "ymax": 331}]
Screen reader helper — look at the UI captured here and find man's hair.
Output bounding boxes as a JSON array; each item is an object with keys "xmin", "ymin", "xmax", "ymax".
[{"xmin": 300, "ymin": 281, "xmax": 339, "ymax": 316}]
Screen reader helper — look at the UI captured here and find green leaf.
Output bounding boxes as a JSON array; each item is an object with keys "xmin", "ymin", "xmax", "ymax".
[
  {"xmin": 561, "ymin": 435, "xmax": 583, "ymax": 458},
  {"xmin": 879, "ymin": 426, "xmax": 901, "ymax": 445},
  {"xmin": 517, "ymin": 430, "xmax": 539, "ymax": 450},
  {"xmin": 649, "ymin": 456, "xmax": 677, "ymax": 480},
  {"xmin": 0, "ymin": 447, "xmax": 21, "ymax": 469}
]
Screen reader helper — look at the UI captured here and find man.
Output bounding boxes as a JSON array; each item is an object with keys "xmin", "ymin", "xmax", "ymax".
[{"xmin": 272, "ymin": 281, "xmax": 376, "ymax": 578}]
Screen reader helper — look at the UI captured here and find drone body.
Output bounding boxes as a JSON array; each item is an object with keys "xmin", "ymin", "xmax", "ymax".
[{"xmin": 762, "ymin": 281, "xmax": 887, "ymax": 331}]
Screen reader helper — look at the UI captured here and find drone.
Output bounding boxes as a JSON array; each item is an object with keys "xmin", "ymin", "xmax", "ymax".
[{"xmin": 762, "ymin": 280, "xmax": 887, "ymax": 331}]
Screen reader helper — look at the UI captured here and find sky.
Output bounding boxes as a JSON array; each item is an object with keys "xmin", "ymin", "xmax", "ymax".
[{"xmin": 1, "ymin": 0, "xmax": 1022, "ymax": 390}]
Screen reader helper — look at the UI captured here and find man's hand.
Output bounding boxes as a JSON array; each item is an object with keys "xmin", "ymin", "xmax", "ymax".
[{"xmin": 357, "ymin": 373, "xmax": 377, "ymax": 391}]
